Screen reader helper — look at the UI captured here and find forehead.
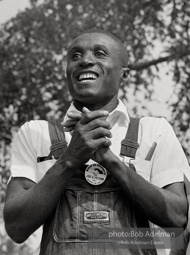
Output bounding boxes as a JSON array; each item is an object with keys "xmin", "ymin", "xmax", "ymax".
[{"xmin": 68, "ymin": 32, "xmax": 120, "ymax": 52}]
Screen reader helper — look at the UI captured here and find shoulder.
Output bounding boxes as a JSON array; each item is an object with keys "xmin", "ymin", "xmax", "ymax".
[
  {"xmin": 20, "ymin": 120, "xmax": 48, "ymax": 130},
  {"xmin": 16, "ymin": 120, "xmax": 50, "ymax": 149},
  {"xmin": 140, "ymin": 116, "xmax": 169, "ymax": 126},
  {"xmin": 12, "ymin": 120, "xmax": 58, "ymax": 160},
  {"xmin": 19, "ymin": 120, "xmax": 49, "ymax": 137},
  {"xmin": 140, "ymin": 116, "xmax": 172, "ymax": 132},
  {"xmin": 138, "ymin": 116, "xmax": 174, "ymax": 142}
]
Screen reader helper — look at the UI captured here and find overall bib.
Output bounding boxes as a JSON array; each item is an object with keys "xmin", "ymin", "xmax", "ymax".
[{"xmin": 39, "ymin": 119, "xmax": 157, "ymax": 255}]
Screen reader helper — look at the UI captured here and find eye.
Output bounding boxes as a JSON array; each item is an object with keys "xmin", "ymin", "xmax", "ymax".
[
  {"xmin": 72, "ymin": 52, "xmax": 82, "ymax": 60},
  {"xmin": 95, "ymin": 50, "xmax": 107, "ymax": 57}
]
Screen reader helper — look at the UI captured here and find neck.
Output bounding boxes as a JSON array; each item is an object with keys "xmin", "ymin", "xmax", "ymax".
[{"xmin": 73, "ymin": 96, "xmax": 119, "ymax": 113}]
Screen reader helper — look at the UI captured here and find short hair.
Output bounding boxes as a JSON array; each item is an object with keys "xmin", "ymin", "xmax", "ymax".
[{"xmin": 68, "ymin": 28, "xmax": 128, "ymax": 66}]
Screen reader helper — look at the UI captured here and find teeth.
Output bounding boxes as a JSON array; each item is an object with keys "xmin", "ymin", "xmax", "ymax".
[{"xmin": 78, "ymin": 73, "xmax": 98, "ymax": 81}]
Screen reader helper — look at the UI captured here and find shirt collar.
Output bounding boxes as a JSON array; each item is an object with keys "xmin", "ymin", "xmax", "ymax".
[{"xmin": 107, "ymin": 99, "xmax": 130, "ymax": 125}]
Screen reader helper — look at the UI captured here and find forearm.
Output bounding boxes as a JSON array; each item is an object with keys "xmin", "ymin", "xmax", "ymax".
[
  {"xmin": 4, "ymin": 109, "xmax": 112, "ymax": 243},
  {"xmin": 4, "ymin": 156, "xmax": 76, "ymax": 243},
  {"xmin": 101, "ymin": 154, "xmax": 187, "ymax": 228}
]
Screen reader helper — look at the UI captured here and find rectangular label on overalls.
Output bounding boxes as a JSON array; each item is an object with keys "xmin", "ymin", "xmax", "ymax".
[{"xmin": 84, "ymin": 211, "xmax": 110, "ymax": 224}]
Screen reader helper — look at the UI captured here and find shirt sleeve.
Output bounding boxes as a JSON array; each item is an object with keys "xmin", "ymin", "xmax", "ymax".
[
  {"xmin": 150, "ymin": 118, "xmax": 188, "ymax": 188},
  {"xmin": 10, "ymin": 121, "xmax": 38, "ymax": 183}
]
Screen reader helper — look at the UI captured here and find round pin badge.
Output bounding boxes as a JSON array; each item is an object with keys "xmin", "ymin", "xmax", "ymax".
[{"xmin": 85, "ymin": 164, "xmax": 107, "ymax": 185}]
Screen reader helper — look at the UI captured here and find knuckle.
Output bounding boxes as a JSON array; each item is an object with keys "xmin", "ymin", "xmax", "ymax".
[
  {"xmin": 84, "ymin": 138, "xmax": 90, "ymax": 147},
  {"xmin": 99, "ymin": 127, "xmax": 104, "ymax": 133},
  {"xmin": 91, "ymin": 119, "xmax": 102, "ymax": 129},
  {"xmin": 103, "ymin": 129, "xmax": 109, "ymax": 136},
  {"xmin": 77, "ymin": 127, "xmax": 83, "ymax": 136},
  {"xmin": 103, "ymin": 129, "xmax": 111, "ymax": 137},
  {"xmin": 82, "ymin": 133, "xmax": 89, "ymax": 142},
  {"xmin": 94, "ymin": 127, "xmax": 109, "ymax": 138},
  {"xmin": 85, "ymin": 112, "xmax": 91, "ymax": 119},
  {"xmin": 96, "ymin": 127, "xmax": 105, "ymax": 137},
  {"xmin": 84, "ymin": 137, "xmax": 94, "ymax": 149},
  {"xmin": 97, "ymin": 138, "xmax": 109, "ymax": 148},
  {"xmin": 93, "ymin": 119, "xmax": 101, "ymax": 126},
  {"xmin": 106, "ymin": 121, "xmax": 111, "ymax": 129},
  {"xmin": 103, "ymin": 138, "xmax": 111, "ymax": 146},
  {"xmin": 104, "ymin": 138, "xmax": 111, "ymax": 145}
]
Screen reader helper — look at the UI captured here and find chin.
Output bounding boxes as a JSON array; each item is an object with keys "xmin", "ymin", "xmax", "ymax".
[
  {"xmin": 73, "ymin": 89, "xmax": 99, "ymax": 99},
  {"xmin": 77, "ymin": 95, "xmax": 98, "ymax": 104}
]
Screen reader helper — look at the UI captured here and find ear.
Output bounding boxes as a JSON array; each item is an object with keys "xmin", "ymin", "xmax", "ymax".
[{"xmin": 121, "ymin": 67, "xmax": 130, "ymax": 80}]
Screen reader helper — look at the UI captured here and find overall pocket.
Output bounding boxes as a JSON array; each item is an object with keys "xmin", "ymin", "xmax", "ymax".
[
  {"xmin": 53, "ymin": 187, "xmax": 143, "ymax": 244},
  {"xmin": 53, "ymin": 189, "xmax": 120, "ymax": 243},
  {"xmin": 53, "ymin": 189, "xmax": 82, "ymax": 242}
]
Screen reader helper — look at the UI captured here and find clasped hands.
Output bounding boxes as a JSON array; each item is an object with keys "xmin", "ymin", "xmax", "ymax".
[{"xmin": 61, "ymin": 107, "xmax": 113, "ymax": 166}]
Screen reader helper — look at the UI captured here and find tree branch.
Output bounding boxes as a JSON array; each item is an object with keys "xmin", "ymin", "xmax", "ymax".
[{"xmin": 130, "ymin": 51, "xmax": 190, "ymax": 71}]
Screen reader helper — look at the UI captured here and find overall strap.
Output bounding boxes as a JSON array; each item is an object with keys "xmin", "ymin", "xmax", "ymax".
[
  {"xmin": 48, "ymin": 120, "xmax": 67, "ymax": 159},
  {"xmin": 48, "ymin": 117, "xmax": 140, "ymax": 160},
  {"xmin": 120, "ymin": 117, "xmax": 140, "ymax": 159}
]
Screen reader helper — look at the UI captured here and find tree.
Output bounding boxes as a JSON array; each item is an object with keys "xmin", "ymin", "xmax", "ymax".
[{"xmin": 1, "ymin": 0, "xmax": 190, "ymax": 253}]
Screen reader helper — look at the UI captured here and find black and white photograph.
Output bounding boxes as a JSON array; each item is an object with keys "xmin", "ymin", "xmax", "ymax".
[{"xmin": 0, "ymin": 1, "xmax": 190, "ymax": 254}]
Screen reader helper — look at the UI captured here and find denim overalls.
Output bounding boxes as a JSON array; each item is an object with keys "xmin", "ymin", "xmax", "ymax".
[{"xmin": 39, "ymin": 119, "xmax": 157, "ymax": 255}]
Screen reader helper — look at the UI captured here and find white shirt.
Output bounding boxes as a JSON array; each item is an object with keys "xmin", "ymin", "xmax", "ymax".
[
  {"xmin": 11, "ymin": 99, "xmax": 188, "ymax": 186},
  {"xmin": 10, "ymin": 99, "xmax": 190, "ymax": 255}
]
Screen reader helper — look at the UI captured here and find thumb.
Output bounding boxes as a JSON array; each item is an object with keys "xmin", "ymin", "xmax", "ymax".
[{"xmin": 82, "ymin": 107, "xmax": 91, "ymax": 114}]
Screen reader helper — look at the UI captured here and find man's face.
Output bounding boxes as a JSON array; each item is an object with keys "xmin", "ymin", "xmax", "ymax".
[{"xmin": 66, "ymin": 32, "xmax": 125, "ymax": 108}]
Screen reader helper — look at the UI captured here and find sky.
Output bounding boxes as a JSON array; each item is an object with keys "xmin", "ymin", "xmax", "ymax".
[
  {"xmin": 0, "ymin": 0, "xmax": 173, "ymax": 119},
  {"xmin": 0, "ymin": 0, "xmax": 31, "ymax": 23}
]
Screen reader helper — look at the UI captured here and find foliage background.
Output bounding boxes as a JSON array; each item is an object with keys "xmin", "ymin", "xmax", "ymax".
[{"xmin": 0, "ymin": 0, "xmax": 190, "ymax": 253}]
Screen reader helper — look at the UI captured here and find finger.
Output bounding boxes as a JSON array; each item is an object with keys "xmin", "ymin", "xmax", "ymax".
[
  {"xmin": 61, "ymin": 112, "xmax": 82, "ymax": 126},
  {"xmin": 92, "ymin": 127, "xmax": 112, "ymax": 139},
  {"xmin": 61, "ymin": 119, "xmax": 78, "ymax": 127},
  {"xmin": 82, "ymin": 107, "xmax": 91, "ymax": 114},
  {"xmin": 80, "ymin": 110, "xmax": 109, "ymax": 125},
  {"xmin": 67, "ymin": 111, "xmax": 82, "ymax": 120},
  {"xmin": 94, "ymin": 137, "xmax": 112, "ymax": 149},
  {"xmin": 87, "ymin": 119, "xmax": 112, "ymax": 131}
]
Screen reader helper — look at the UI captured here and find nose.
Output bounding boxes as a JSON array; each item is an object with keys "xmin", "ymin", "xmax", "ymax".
[{"xmin": 79, "ymin": 52, "xmax": 95, "ymax": 67}]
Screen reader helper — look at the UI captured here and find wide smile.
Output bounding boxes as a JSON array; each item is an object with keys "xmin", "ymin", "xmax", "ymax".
[{"xmin": 76, "ymin": 71, "xmax": 99, "ymax": 83}]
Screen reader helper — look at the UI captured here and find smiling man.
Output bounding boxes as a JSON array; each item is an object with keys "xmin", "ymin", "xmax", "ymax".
[
  {"xmin": 66, "ymin": 30, "xmax": 128, "ymax": 112},
  {"xmin": 3, "ymin": 29, "xmax": 190, "ymax": 255}
]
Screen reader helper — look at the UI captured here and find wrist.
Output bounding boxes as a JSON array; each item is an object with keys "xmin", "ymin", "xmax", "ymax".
[
  {"xmin": 99, "ymin": 151, "xmax": 118, "ymax": 169},
  {"xmin": 55, "ymin": 152, "xmax": 81, "ymax": 170}
]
